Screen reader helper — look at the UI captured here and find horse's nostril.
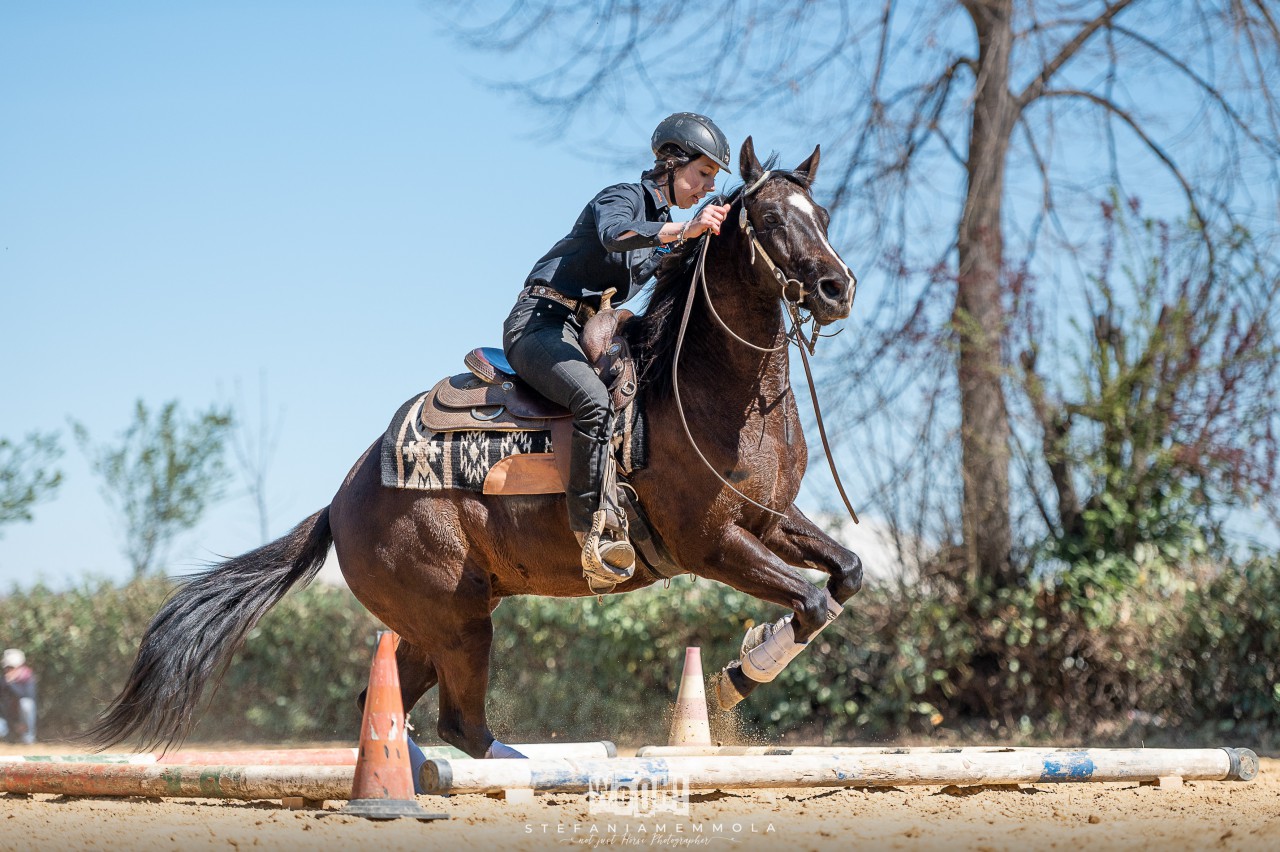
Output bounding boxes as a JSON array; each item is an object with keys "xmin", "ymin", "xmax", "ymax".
[{"xmin": 819, "ymin": 277, "xmax": 843, "ymax": 302}]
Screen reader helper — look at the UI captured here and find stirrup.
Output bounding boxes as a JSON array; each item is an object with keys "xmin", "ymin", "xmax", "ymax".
[{"xmin": 579, "ymin": 509, "xmax": 635, "ymax": 592}]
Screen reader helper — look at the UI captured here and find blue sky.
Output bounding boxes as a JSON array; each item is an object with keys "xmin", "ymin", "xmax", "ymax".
[
  {"xmin": 0, "ymin": 2, "xmax": 800, "ymax": 588},
  {"xmin": 3, "ymin": 2, "xmax": 1275, "ymax": 591}
]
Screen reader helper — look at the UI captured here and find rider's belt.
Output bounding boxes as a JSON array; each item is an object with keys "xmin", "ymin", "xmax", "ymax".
[{"xmin": 523, "ymin": 285, "xmax": 597, "ymax": 322}]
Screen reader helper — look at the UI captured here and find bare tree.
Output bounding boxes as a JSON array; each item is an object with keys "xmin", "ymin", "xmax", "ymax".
[
  {"xmin": 1019, "ymin": 199, "xmax": 1280, "ymax": 566},
  {"xmin": 230, "ymin": 373, "xmax": 284, "ymax": 545},
  {"xmin": 74, "ymin": 400, "xmax": 234, "ymax": 577},
  {"xmin": 444, "ymin": 0, "xmax": 1280, "ymax": 586}
]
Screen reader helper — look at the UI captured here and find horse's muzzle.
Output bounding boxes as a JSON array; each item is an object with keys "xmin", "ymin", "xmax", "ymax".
[{"xmin": 808, "ymin": 271, "xmax": 855, "ymax": 323}]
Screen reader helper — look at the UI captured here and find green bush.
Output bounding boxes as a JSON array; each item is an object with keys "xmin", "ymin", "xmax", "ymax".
[
  {"xmin": 1, "ymin": 558, "xmax": 1276, "ymax": 747},
  {"xmin": 0, "ymin": 578, "xmax": 382, "ymax": 744},
  {"xmin": 1177, "ymin": 555, "xmax": 1280, "ymax": 730}
]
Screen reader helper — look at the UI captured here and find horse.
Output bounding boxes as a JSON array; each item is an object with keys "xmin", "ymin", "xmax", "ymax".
[{"xmin": 87, "ymin": 137, "xmax": 864, "ymax": 758}]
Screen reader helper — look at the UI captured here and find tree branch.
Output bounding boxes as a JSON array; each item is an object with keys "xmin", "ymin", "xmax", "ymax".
[
  {"xmin": 1036, "ymin": 88, "xmax": 1215, "ymax": 269},
  {"xmin": 1108, "ymin": 23, "xmax": 1280, "ymax": 156},
  {"xmin": 828, "ymin": 1, "xmax": 906, "ymax": 213},
  {"xmin": 1018, "ymin": 0, "xmax": 1138, "ymax": 108},
  {"xmin": 1019, "ymin": 348, "xmax": 1082, "ymax": 537}
]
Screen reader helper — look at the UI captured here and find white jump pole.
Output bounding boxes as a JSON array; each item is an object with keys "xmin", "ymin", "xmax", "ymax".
[
  {"xmin": 420, "ymin": 748, "xmax": 1258, "ymax": 795},
  {"xmin": 0, "ymin": 740, "xmax": 616, "ymax": 767},
  {"xmin": 0, "ymin": 763, "xmax": 355, "ymax": 800},
  {"xmin": 637, "ymin": 745, "xmax": 1051, "ymax": 757},
  {"xmin": 508, "ymin": 741, "xmax": 617, "ymax": 759}
]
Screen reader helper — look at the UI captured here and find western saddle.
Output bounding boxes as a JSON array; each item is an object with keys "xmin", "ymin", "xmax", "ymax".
[
  {"xmin": 419, "ymin": 290, "xmax": 639, "ymax": 496},
  {"xmin": 415, "ymin": 290, "xmax": 681, "ymax": 582}
]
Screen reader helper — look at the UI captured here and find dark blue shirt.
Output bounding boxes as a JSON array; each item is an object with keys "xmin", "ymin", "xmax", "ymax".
[{"xmin": 524, "ymin": 178, "xmax": 671, "ymax": 305}]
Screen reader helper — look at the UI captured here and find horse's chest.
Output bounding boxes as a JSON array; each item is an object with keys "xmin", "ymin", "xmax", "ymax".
[
  {"xmin": 744, "ymin": 390, "xmax": 807, "ymax": 490},
  {"xmin": 779, "ymin": 401, "xmax": 808, "ymax": 475},
  {"xmin": 643, "ymin": 382, "xmax": 805, "ymax": 508}
]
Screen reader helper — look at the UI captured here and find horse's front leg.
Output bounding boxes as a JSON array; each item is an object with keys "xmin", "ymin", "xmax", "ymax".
[
  {"xmin": 762, "ymin": 504, "xmax": 864, "ymax": 606},
  {"xmin": 694, "ymin": 524, "xmax": 845, "ymax": 711}
]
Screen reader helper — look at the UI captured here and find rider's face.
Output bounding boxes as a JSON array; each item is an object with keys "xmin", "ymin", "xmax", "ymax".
[{"xmin": 671, "ymin": 156, "xmax": 721, "ymax": 209}]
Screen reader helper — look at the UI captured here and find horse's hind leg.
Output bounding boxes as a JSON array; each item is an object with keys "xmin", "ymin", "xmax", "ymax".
[
  {"xmin": 433, "ymin": 611, "xmax": 501, "ymax": 759},
  {"xmin": 356, "ymin": 637, "xmax": 438, "ymax": 718}
]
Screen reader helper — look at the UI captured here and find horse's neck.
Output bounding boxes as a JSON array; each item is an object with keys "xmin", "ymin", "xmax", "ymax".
[{"xmin": 683, "ymin": 236, "xmax": 793, "ymax": 407}]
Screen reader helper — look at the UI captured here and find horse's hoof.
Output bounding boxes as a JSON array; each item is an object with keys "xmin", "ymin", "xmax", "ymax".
[
  {"xmin": 711, "ymin": 665, "xmax": 748, "ymax": 711},
  {"xmin": 485, "ymin": 740, "xmax": 529, "ymax": 759}
]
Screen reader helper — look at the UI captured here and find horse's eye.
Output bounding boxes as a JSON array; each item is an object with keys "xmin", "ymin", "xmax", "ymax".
[{"xmin": 763, "ymin": 212, "xmax": 780, "ymax": 226}]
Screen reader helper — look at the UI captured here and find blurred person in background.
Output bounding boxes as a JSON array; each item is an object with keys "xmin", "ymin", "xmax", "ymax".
[{"xmin": 0, "ymin": 648, "xmax": 37, "ymax": 744}]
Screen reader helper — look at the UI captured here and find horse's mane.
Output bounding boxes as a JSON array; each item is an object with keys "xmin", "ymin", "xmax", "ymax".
[{"xmin": 632, "ymin": 154, "xmax": 810, "ymax": 401}]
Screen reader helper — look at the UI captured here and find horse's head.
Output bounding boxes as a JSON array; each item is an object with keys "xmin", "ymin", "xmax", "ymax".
[{"xmin": 735, "ymin": 136, "xmax": 856, "ymax": 326}]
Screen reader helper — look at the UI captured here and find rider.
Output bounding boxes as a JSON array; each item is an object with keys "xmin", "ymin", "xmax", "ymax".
[{"xmin": 503, "ymin": 112, "xmax": 734, "ymax": 588}]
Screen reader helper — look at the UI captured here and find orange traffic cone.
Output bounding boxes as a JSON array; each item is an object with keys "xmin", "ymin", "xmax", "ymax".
[
  {"xmin": 668, "ymin": 646, "xmax": 712, "ymax": 746},
  {"xmin": 339, "ymin": 632, "xmax": 447, "ymax": 820}
]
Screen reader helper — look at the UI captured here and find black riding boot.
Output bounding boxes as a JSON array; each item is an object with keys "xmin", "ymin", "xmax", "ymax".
[{"xmin": 567, "ymin": 427, "xmax": 635, "ymax": 589}]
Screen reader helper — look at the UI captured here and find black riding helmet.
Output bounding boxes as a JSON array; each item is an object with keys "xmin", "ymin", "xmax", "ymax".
[{"xmin": 651, "ymin": 112, "xmax": 731, "ymax": 172}]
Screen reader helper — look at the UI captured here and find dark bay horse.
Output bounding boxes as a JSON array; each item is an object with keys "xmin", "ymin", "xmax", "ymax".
[{"xmin": 88, "ymin": 137, "xmax": 864, "ymax": 757}]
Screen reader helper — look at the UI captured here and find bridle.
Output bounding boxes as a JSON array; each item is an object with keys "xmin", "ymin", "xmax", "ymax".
[
  {"xmin": 670, "ymin": 171, "xmax": 861, "ymax": 524},
  {"xmin": 740, "ymin": 172, "xmax": 809, "ymax": 300}
]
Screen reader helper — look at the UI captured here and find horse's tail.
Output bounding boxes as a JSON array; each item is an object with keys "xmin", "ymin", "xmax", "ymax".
[{"xmin": 84, "ymin": 507, "xmax": 334, "ymax": 751}]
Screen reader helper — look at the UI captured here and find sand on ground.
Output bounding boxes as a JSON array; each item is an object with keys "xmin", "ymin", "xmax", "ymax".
[{"xmin": 0, "ymin": 743, "xmax": 1274, "ymax": 851}]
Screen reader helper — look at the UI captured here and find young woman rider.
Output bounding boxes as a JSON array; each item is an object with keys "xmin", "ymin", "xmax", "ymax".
[{"xmin": 502, "ymin": 113, "xmax": 733, "ymax": 589}]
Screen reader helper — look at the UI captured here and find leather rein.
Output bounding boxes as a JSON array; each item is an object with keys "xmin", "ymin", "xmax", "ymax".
[{"xmin": 670, "ymin": 171, "xmax": 860, "ymax": 525}]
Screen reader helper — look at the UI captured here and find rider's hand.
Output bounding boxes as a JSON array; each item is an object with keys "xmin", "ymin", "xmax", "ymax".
[{"xmin": 686, "ymin": 203, "xmax": 731, "ymax": 238}]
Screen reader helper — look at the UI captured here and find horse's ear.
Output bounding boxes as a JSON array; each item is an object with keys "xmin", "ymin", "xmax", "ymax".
[
  {"xmin": 794, "ymin": 145, "xmax": 820, "ymax": 186},
  {"xmin": 740, "ymin": 136, "xmax": 763, "ymax": 183}
]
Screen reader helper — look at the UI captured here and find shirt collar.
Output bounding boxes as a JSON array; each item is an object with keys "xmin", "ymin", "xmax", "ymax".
[{"xmin": 641, "ymin": 177, "xmax": 671, "ymax": 213}]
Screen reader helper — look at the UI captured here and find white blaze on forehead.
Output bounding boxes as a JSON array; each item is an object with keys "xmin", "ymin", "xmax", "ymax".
[
  {"xmin": 784, "ymin": 188, "xmax": 856, "ymax": 285},
  {"xmin": 786, "ymin": 192, "xmax": 818, "ymax": 217}
]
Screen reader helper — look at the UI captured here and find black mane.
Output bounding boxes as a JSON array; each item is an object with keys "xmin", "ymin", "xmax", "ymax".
[{"xmin": 631, "ymin": 154, "xmax": 809, "ymax": 401}]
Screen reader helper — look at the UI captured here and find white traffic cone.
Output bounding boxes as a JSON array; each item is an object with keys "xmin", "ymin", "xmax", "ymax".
[{"xmin": 668, "ymin": 647, "xmax": 712, "ymax": 746}]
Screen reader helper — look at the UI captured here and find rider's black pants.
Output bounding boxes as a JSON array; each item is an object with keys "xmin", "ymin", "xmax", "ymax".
[{"xmin": 503, "ymin": 292, "xmax": 612, "ymax": 535}]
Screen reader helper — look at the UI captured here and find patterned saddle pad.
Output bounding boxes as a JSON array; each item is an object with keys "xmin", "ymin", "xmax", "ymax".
[{"xmin": 380, "ymin": 391, "xmax": 645, "ymax": 493}]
